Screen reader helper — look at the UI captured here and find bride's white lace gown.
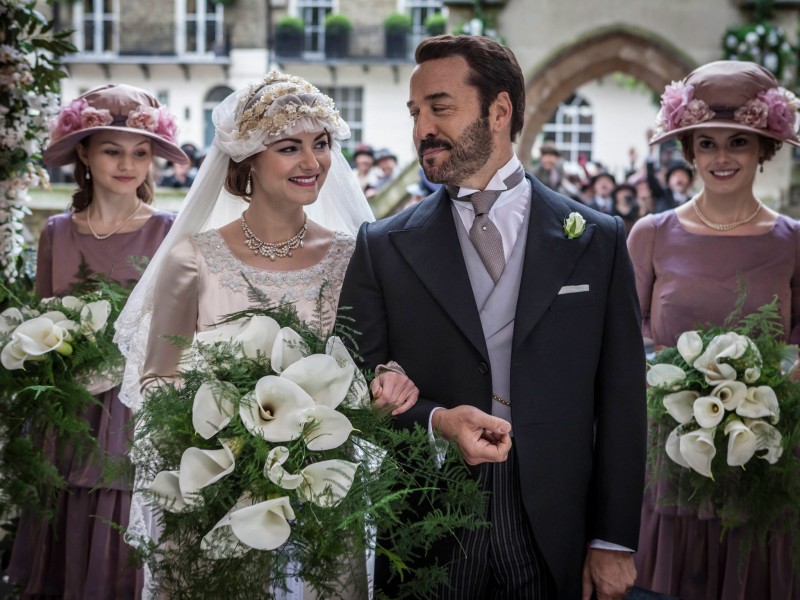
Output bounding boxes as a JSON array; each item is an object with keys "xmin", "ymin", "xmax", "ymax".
[{"xmin": 133, "ymin": 228, "xmax": 364, "ymax": 600}]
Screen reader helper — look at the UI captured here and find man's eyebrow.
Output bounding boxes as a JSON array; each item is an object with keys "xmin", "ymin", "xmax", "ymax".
[{"xmin": 407, "ymin": 92, "xmax": 453, "ymax": 109}]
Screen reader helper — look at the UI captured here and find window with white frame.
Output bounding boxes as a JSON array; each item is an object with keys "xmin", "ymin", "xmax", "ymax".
[
  {"xmin": 297, "ymin": 0, "xmax": 332, "ymax": 54},
  {"xmin": 178, "ymin": 0, "xmax": 224, "ymax": 56},
  {"xmin": 317, "ymin": 86, "xmax": 363, "ymax": 153},
  {"xmin": 73, "ymin": 0, "xmax": 119, "ymax": 54},
  {"xmin": 542, "ymin": 94, "xmax": 593, "ymax": 165},
  {"xmin": 204, "ymin": 85, "xmax": 234, "ymax": 149},
  {"xmin": 405, "ymin": 0, "xmax": 442, "ymax": 49}
]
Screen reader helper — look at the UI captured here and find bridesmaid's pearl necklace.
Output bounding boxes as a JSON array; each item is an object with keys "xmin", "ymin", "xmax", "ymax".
[
  {"xmin": 691, "ymin": 195, "xmax": 762, "ymax": 232},
  {"xmin": 87, "ymin": 199, "xmax": 143, "ymax": 240},
  {"xmin": 241, "ymin": 211, "xmax": 308, "ymax": 261}
]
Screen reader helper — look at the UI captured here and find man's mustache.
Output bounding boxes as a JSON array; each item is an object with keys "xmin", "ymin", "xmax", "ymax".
[{"xmin": 417, "ymin": 138, "xmax": 452, "ymax": 159}]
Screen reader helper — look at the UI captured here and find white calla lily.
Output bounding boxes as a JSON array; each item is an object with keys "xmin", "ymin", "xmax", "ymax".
[
  {"xmin": 692, "ymin": 332, "xmax": 748, "ymax": 383},
  {"xmin": 677, "ymin": 330, "xmax": 703, "ymax": 365},
  {"xmin": 281, "ymin": 354, "xmax": 353, "ymax": 409},
  {"xmin": 196, "ymin": 315, "xmax": 280, "ymax": 360},
  {"xmin": 12, "ymin": 316, "xmax": 72, "ymax": 356},
  {"xmin": 270, "ymin": 327, "xmax": 308, "ymax": 373},
  {"xmin": 665, "ymin": 426, "xmax": 689, "ymax": 468},
  {"xmin": 663, "ymin": 390, "xmax": 699, "ymax": 424},
  {"xmin": 0, "ymin": 307, "xmax": 23, "ymax": 335},
  {"xmin": 80, "ymin": 300, "xmax": 111, "ymax": 334},
  {"xmin": 744, "ymin": 366, "xmax": 761, "ymax": 383},
  {"xmin": 192, "ymin": 381, "xmax": 238, "ymax": 439},
  {"xmin": 723, "ymin": 419, "xmax": 757, "ymax": 467},
  {"xmin": 60, "ymin": 296, "xmax": 85, "ymax": 312},
  {"xmin": 737, "ymin": 386, "xmax": 780, "ymax": 423},
  {"xmin": 265, "ymin": 446, "xmax": 304, "ymax": 490},
  {"xmin": 240, "ymin": 376, "xmax": 314, "ymax": 442},
  {"xmin": 201, "ymin": 494, "xmax": 255, "ymax": 559},
  {"xmin": 149, "ymin": 470, "xmax": 190, "ymax": 512},
  {"xmin": 325, "ymin": 336, "xmax": 369, "ymax": 408},
  {"xmin": 694, "ymin": 396, "xmax": 726, "ymax": 428},
  {"xmin": 228, "ymin": 496, "xmax": 296, "ymax": 551},
  {"xmin": 1, "ymin": 340, "xmax": 29, "ymax": 370},
  {"xmin": 297, "ymin": 459, "xmax": 360, "ymax": 507},
  {"xmin": 745, "ymin": 418, "xmax": 784, "ymax": 464},
  {"xmin": 38, "ymin": 310, "xmax": 69, "ymax": 324},
  {"xmin": 300, "ymin": 405, "xmax": 354, "ymax": 451},
  {"xmin": 177, "ymin": 443, "xmax": 236, "ymax": 506},
  {"xmin": 646, "ymin": 363, "xmax": 686, "ymax": 390},
  {"xmin": 679, "ymin": 428, "xmax": 717, "ymax": 478},
  {"xmin": 710, "ymin": 380, "xmax": 747, "ymax": 411}
]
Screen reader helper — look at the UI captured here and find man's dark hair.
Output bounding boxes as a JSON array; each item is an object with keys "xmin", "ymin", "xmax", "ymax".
[{"xmin": 415, "ymin": 34, "xmax": 526, "ymax": 142}]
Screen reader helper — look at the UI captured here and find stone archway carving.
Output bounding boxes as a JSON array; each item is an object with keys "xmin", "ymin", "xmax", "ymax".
[{"xmin": 517, "ymin": 25, "xmax": 696, "ymax": 166}]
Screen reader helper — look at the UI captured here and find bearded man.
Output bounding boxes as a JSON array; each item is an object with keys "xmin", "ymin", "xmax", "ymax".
[{"xmin": 337, "ymin": 34, "xmax": 646, "ymax": 600}]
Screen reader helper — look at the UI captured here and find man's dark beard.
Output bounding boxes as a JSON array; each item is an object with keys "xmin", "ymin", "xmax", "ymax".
[{"xmin": 418, "ymin": 116, "xmax": 493, "ymax": 186}]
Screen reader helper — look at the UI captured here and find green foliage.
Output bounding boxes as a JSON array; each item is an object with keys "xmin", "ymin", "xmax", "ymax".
[
  {"xmin": 721, "ymin": 22, "xmax": 794, "ymax": 84},
  {"xmin": 424, "ymin": 13, "xmax": 447, "ymax": 36},
  {"xmin": 0, "ymin": 274, "xmax": 132, "ymax": 522},
  {"xmin": 384, "ymin": 12, "xmax": 412, "ymax": 35},
  {"xmin": 131, "ymin": 294, "xmax": 485, "ymax": 599},
  {"xmin": 646, "ymin": 300, "xmax": 800, "ymax": 567},
  {"xmin": 324, "ymin": 13, "xmax": 352, "ymax": 34},
  {"xmin": 275, "ymin": 16, "xmax": 304, "ymax": 34}
]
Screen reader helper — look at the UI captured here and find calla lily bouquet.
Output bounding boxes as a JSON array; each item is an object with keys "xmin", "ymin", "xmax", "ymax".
[
  {"xmin": 0, "ymin": 278, "xmax": 131, "ymax": 521},
  {"xmin": 131, "ymin": 297, "xmax": 485, "ymax": 600},
  {"xmin": 646, "ymin": 300, "xmax": 800, "ymax": 545}
]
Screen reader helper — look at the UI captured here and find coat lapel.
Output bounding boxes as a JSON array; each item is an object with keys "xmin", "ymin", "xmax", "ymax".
[
  {"xmin": 513, "ymin": 176, "xmax": 596, "ymax": 350},
  {"xmin": 390, "ymin": 190, "xmax": 489, "ymax": 360}
]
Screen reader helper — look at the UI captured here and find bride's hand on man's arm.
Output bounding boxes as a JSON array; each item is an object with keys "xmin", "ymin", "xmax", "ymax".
[{"xmin": 370, "ymin": 371, "xmax": 419, "ymax": 416}]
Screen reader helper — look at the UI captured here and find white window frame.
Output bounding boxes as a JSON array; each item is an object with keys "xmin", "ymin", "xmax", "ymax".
[
  {"xmin": 72, "ymin": 0, "xmax": 120, "ymax": 55},
  {"xmin": 400, "ymin": 0, "xmax": 443, "ymax": 49},
  {"xmin": 290, "ymin": 0, "xmax": 335, "ymax": 56},
  {"xmin": 317, "ymin": 85, "xmax": 363, "ymax": 153},
  {"xmin": 176, "ymin": 0, "xmax": 225, "ymax": 56},
  {"xmin": 542, "ymin": 94, "xmax": 594, "ymax": 165}
]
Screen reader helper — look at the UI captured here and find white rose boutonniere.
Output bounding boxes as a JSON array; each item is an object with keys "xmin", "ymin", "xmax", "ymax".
[{"xmin": 564, "ymin": 212, "xmax": 586, "ymax": 239}]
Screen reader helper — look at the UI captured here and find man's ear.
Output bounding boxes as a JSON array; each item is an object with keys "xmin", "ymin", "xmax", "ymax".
[{"xmin": 489, "ymin": 91, "xmax": 513, "ymax": 134}]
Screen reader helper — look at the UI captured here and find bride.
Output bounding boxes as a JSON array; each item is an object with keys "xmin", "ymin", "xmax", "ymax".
[{"xmin": 115, "ymin": 71, "xmax": 418, "ymax": 598}]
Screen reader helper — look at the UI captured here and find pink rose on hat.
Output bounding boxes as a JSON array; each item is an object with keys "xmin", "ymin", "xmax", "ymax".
[
  {"xmin": 734, "ymin": 98, "xmax": 769, "ymax": 130},
  {"xmin": 126, "ymin": 105, "xmax": 160, "ymax": 133},
  {"xmin": 760, "ymin": 88, "xmax": 797, "ymax": 140},
  {"xmin": 52, "ymin": 98, "xmax": 89, "ymax": 138},
  {"xmin": 661, "ymin": 81, "xmax": 695, "ymax": 131},
  {"xmin": 156, "ymin": 107, "xmax": 178, "ymax": 143},
  {"xmin": 80, "ymin": 106, "xmax": 113, "ymax": 129},
  {"xmin": 678, "ymin": 99, "xmax": 715, "ymax": 128}
]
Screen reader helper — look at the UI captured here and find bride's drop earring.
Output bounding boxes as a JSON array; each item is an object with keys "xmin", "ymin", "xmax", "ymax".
[
  {"xmin": 85, "ymin": 165, "xmax": 91, "ymax": 180},
  {"xmin": 244, "ymin": 172, "xmax": 252, "ymax": 202}
]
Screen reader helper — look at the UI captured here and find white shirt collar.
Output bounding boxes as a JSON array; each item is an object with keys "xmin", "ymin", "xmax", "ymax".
[{"xmin": 452, "ymin": 156, "xmax": 523, "ymax": 199}]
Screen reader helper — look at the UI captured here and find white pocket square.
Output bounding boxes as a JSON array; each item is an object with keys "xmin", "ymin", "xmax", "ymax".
[{"xmin": 558, "ymin": 284, "xmax": 590, "ymax": 295}]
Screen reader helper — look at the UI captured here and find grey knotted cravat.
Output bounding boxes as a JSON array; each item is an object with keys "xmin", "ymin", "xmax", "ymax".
[{"xmin": 449, "ymin": 168, "xmax": 525, "ymax": 283}]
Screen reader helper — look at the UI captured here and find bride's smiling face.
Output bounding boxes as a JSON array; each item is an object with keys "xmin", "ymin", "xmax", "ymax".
[{"xmin": 250, "ymin": 129, "xmax": 332, "ymax": 209}]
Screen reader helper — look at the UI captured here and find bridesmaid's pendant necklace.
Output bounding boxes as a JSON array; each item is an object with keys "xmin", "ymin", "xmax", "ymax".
[
  {"xmin": 87, "ymin": 199, "xmax": 143, "ymax": 240},
  {"xmin": 242, "ymin": 211, "xmax": 308, "ymax": 261},
  {"xmin": 691, "ymin": 195, "xmax": 762, "ymax": 232}
]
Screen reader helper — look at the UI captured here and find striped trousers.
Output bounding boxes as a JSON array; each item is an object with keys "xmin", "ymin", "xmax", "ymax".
[{"xmin": 437, "ymin": 446, "xmax": 557, "ymax": 599}]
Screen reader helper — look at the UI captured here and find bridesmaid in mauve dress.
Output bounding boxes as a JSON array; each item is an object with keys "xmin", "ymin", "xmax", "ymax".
[
  {"xmin": 7, "ymin": 83, "xmax": 188, "ymax": 600},
  {"xmin": 628, "ymin": 61, "xmax": 800, "ymax": 600}
]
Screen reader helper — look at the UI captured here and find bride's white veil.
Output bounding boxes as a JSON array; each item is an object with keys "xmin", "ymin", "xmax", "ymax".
[{"xmin": 113, "ymin": 72, "xmax": 375, "ymax": 598}]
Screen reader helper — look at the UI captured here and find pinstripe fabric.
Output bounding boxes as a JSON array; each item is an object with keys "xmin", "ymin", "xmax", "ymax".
[{"xmin": 438, "ymin": 447, "xmax": 557, "ymax": 599}]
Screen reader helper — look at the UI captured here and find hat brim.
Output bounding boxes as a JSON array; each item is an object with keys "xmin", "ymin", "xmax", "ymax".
[
  {"xmin": 650, "ymin": 120, "xmax": 800, "ymax": 148},
  {"xmin": 43, "ymin": 125, "xmax": 191, "ymax": 167}
]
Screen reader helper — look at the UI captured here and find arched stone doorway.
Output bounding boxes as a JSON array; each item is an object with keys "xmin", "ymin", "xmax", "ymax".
[{"xmin": 517, "ymin": 25, "xmax": 696, "ymax": 166}]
